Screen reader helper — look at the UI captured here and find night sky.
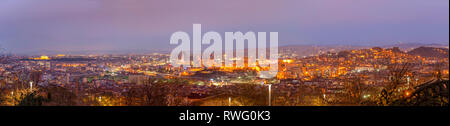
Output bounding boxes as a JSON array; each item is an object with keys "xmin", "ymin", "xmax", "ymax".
[{"xmin": 0, "ymin": 0, "xmax": 448, "ymax": 54}]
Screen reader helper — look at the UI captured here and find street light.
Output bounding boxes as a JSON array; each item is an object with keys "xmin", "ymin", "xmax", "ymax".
[
  {"xmin": 228, "ymin": 97, "xmax": 231, "ymax": 106},
  {"xmin": 29, "ymin": 81, "xmax": 33, "ymax": 91},
  {"xmin": 268, "ymin": 84, "xmax": 272, "ymax": 106},
  {"xmin": 407, "ymin": 76, "xmax": 410, "ymax": 87}
]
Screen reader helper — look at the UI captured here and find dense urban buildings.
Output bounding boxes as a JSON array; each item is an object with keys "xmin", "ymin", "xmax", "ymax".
[{"xmin": 0, "ymin": 45, "xmax": 448, "ymax": 106}]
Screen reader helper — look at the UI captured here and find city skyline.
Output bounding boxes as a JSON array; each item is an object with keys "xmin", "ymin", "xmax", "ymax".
[{"xmin": 0, "ymin": 0, "xmax": 449, "ymax": 54}]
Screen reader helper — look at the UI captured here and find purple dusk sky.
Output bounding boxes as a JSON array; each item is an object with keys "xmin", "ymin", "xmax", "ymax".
[{"xmin": 0, "ymin": 0, "xmax": 448, "ymax": 54}]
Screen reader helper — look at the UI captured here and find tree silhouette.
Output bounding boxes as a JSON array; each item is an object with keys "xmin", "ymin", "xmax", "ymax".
[{"xmin": 379, "ymin": 63, "xmax": 412, "ymax": 106}]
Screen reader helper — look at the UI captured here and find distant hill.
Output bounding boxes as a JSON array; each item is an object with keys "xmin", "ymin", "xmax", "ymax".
[
  {"xmin": 279, "ymin": 45, "xmax": 366, "ymax": 57},
  {"xmin": 19, "ymin": 49, "xmax": 171, "ymax": 56},
  {"xmin": 278, "ymin": 43, "xmax": 449, "ymax": 58},
  {"xmin": 382, "ymin": 43, "xmax": 449, "ymax": 51},
  {"xmin": 407, "ymin": 47, "xmax": 449, "ymax": 58}
]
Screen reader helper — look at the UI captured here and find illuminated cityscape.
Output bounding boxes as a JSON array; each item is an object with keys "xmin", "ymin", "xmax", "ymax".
[
  {"xmin": 0, "ymin": 0, "xmax": 448, "ymax": 107},
  {"xmin": 0, "ymin": 45, "xmax": 448, "ymax": 106}
]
